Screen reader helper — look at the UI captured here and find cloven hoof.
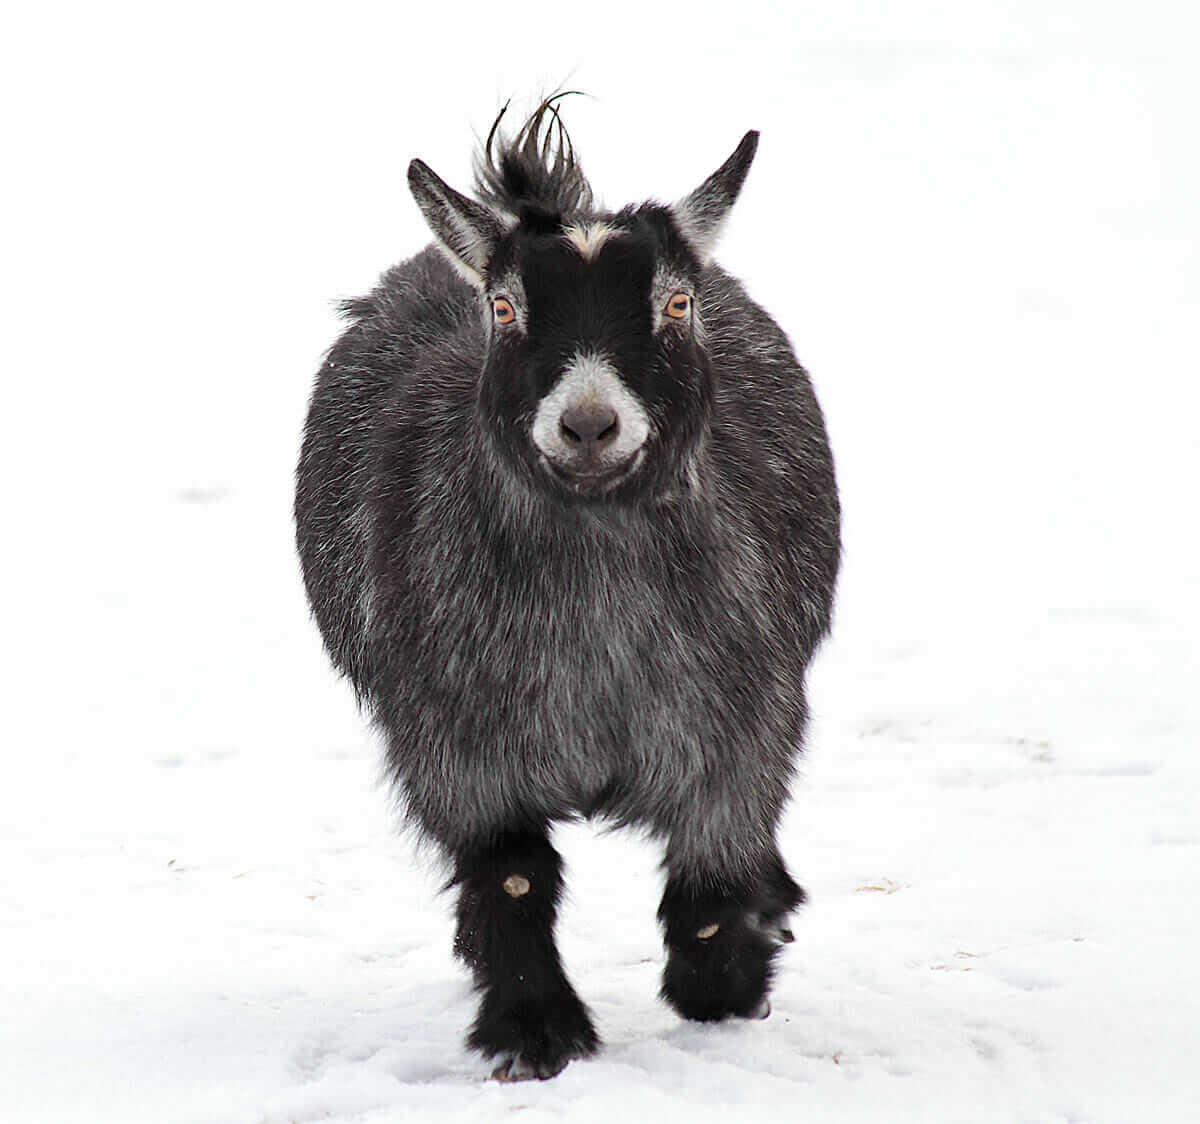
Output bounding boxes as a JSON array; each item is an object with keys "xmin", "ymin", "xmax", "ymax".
[
  {"xmin": 502, "ymin": 873, "xmax": 531, "ymax": 898},
  {"xmin": 491, "ymin": 1055, "xmax": 566, "ymax": 1082}
]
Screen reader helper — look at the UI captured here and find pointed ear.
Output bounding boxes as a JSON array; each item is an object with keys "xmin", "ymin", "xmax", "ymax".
[
  {"xmin": 407, "ymin": 158, "xmax": 507, "ymax": 285},
  {"xmin": 671, "ymin": 130, "xmax": 759, "ymax": 263}
]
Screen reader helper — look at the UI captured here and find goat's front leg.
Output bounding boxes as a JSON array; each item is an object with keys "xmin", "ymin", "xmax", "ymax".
[
  {"xmin": 452, "ymin": 830, "xmax": 599, "ymax": 1080},
  {"xmin": 658, "ymin": 844, "xmax": 804, "ymax": 1022}
]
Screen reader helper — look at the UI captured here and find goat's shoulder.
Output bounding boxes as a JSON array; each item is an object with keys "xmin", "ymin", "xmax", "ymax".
[
  {"xmin": 701, "ymin": 267, "xmax": 827, "ymax": 459},
  {"xmin": 320, "ymin": 248, "xmax": 483, "ymax": 423},
  {"xmin": 701, "ymin": 268, "xmax": 802, "ymax": 385},
  {"xmin": 343, "ymin": 247, "xmax": 479, "ymax": 351},
  {"xmin": 699, "ymin": 267, "xmax": 841, "ymax": 600}
]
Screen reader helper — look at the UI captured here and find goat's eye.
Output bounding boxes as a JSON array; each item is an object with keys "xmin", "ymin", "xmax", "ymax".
[
  {"xmin": 665, "ymin": 292, "xmax": 691, "ymax": 320},
  {"xmin": 493, "ymin": 297, "xmax": 516, "ymax": 325}
]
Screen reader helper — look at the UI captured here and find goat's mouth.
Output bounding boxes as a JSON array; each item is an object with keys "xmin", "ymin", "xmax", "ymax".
[{"xmin": 540, "ymin": 448, "xmax": 644, "ymax": 495}]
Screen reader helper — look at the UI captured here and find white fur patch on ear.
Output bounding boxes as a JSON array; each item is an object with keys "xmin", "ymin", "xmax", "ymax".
[
  {"xmin": 670, "ymin": 200, "xmax": 727, "ymax": 265},
  {"xmin": 408, "ymin": 158, "xmax": 513, "ymax": 288},
  {"xmin": 435, "ymin": 241, "xmax": 488, "ymax": 286},
  {"xmin": 431, "ymin": 202, "xmax": 516, "ymax": 287},
  {"xmin": 670, "ymin": 130, "xmax": 759, "ymax": 264},
  {"xmin": 563, "ymin": 222, "xmax": 620, "ymax": 262}
]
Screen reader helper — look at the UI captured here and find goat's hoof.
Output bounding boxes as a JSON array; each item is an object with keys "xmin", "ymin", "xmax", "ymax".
[
  {"xmin": 471, "ymin": 989, "xmax": 600, "ymax": 1082},
  {"xmin": 490, "ymin": 1054, "xmax": 567, "ymax": 1082},
  {"xmin": 752, "ymin": 912, "xmax": 795, "ymax": 946},
  {"xmin": 744, "ymin": 998, "xmax": 771, "ymax": 1020}
]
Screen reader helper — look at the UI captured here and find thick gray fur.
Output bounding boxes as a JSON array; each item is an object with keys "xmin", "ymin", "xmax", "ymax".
[{"xmin": 295, "ymin": 112, "xmax": 841, "ymax": 891}]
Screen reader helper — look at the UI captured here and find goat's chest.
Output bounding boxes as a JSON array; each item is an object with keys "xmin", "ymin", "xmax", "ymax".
[{"xmin": 406, "ymin": 514, "xmax": 780, "ymax": 780}]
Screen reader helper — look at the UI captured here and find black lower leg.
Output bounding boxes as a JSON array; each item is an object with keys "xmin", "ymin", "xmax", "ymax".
[
  {"xmin": 756, "ymin": 847, "xmax": 806, "ymax": 943},
  {"xmin": 658, "ymin": 850, "xmax": 805, "ymax": 1022},
  {"xmin": 453, "ymin": 831, "xmax": 598, "ymax": 1079}
]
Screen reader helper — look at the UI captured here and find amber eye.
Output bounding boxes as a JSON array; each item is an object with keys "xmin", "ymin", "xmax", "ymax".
[
  {"xmin": 493, "ymin": 297, "xmax": 516, "ymax": 325},
  {"xmin": 665, "ymin": 292, "xmax": 691, "ymax": 320}
]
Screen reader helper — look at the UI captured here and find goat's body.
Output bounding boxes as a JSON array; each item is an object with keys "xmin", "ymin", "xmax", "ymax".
[
  {"xmin": 296, "ymin": 248, "xmax": 839, "ymax": 875},
  {"xmin": 296, "ymin": 105, "xmax": 840, "ymax": 1078}
]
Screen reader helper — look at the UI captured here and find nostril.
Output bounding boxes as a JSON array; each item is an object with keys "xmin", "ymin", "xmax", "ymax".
[{"xmin": 560, "ymin": 404, "xmax": 619, "ymax": 448}]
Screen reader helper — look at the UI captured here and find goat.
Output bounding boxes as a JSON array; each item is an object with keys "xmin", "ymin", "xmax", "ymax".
[{"xmin": 294, "ymin": 97, "xmax": 841, "ymax": 1080}]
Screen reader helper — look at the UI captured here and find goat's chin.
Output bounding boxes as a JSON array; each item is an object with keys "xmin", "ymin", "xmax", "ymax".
[{"xmin": 539, "ymin": 448, "xmax": 645, "ymax": 497}]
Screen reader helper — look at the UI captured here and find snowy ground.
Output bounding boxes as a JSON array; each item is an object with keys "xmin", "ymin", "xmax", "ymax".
[{"xmin": 4, "ymin": 3, "xmax": 1198, "ymax": 1121}]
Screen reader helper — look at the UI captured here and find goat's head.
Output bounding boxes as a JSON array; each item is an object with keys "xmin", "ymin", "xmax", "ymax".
[{"xmin": 408, "ymin": 108, "xmax": 758, "ymax": 503}]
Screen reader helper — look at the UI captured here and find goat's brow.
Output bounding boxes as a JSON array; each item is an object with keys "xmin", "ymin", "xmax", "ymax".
[{"xmin": 561, "ymin": 222, "xmax": 621, "ymax": 262}]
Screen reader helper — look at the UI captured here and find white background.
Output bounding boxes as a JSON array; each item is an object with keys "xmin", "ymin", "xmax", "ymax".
[{"xmin": 3, "ymin": 2, "xmax": 1197, "ymax": 1121}]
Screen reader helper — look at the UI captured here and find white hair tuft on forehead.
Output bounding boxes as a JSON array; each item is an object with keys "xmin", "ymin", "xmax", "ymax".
[{"xmin": 562, "ymin": 222, "xmax": 620, "ymax": 262}]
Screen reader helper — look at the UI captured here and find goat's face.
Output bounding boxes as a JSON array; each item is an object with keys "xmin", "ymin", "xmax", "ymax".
[
  {"xmin": 477, "ymin": 212, "xmax": 714, "ymax": 500},
  {"xmin": 408, "ymin": 131, "xmax": 758, "ymax": 503}
]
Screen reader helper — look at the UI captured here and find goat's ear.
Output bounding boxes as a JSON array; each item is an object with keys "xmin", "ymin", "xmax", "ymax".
[
  {"xmin": 671, "ymin": 130, "xmax": 759, "ymax": 263},
  {"xmin": 408, "ymin": 159, "xmax": 506, "ymax": 286}
]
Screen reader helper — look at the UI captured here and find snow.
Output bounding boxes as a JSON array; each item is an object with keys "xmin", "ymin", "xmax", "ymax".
[{"xmin": 3, "ymin": 2, "xmax": 1198, "ymax": 1121}]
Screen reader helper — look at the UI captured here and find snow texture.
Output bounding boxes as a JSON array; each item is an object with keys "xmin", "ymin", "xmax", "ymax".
[{"xmin": 3, "ymin": 2, "xmax": 1198, "ymax": 1121}]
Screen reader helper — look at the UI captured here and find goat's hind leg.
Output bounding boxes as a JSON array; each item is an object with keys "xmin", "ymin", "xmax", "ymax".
[
  {"xmin": 452, "ymin": 830, "xmax": 598, "ymax": 1080},
  {"xmin": 658, "ymin": 846, "xmax": 804, "ymax": 1022}
]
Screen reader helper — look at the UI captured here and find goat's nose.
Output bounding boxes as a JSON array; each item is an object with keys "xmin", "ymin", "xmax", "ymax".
[{"xmin": 559, "ymin": 402, "xmax": 619, "ymax": 448}]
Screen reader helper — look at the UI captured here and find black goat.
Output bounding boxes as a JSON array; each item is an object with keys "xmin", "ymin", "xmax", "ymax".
[{"xmin": 295, "ymin": 99, "xmax": 841, "ymax": 1080}]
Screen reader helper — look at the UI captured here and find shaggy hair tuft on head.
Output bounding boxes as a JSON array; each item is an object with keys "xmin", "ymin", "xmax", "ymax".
[{"xmin": 474, "ymin": 92, "xmax": 595, "ymax": 225}]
